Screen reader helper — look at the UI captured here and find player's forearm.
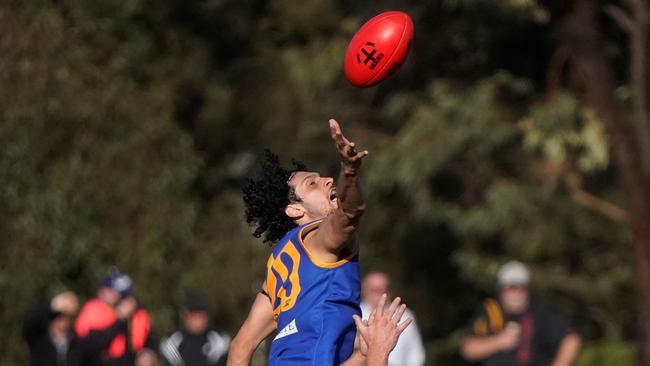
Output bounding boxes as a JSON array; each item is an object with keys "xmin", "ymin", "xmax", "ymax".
[
  {"xmin": 337, "ymin": 163, "xmax": 366, "ymax": 221},
  {"xmin": 228, "ymin": 293, "xmax": 276, "ymax": 366},
  {"xmin": 226, "ymin": 337, "xmax": 255, "ymax": 366},
  {"xmin": 551, "ymin": 333, "xmax": 582, "ymax": 366},
  {"xmin": 460, "ymin": 336, "xmax": 505, "ymax": 361}
]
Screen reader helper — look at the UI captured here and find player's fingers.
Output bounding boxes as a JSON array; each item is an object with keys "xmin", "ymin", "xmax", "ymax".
[
  {"xmin": 367, "ymin": 309, "xmax": 376, "ymax": 325},
  {"xmin": 329, "ymin": 119, "xmax": 348, "ymax": 143},
  {"xmin": 329, "ymin": 120, "xmax": 345, "ymax": 145},
  {"xmin": 396, "ymin": 317, "xmax": 413, "ymax": 335},
  {"xmin": 329, "ymin": 118, "xmax": 340, "ymax": 134},
  {"xmin": 387, "ymin": 297, "xmax": 401, "ymax": 318},
  {"xmin": 353, "ymin": 315, "xmax": 368, "ymax": 337},
  {"xmin": 393, "ymin": 304, "xmax": 407, "ymax": 324},
  {"xmin": 349, "ymin": 150, "xmax": 369, "ymax": 161},
  {"xmin": 346, "ymin": 142, "xmax": 357, "ymax": 157},
  {"xmin": 341, "ymin": 137, "xmax": 354, "ymax": 153},
  {"xmin": 352, "ymin": 315, "xmax": 362, "ymax": 328},
  {"xmin": 375, "ymin": 294, "xmax": 388, "ymax": 318}
]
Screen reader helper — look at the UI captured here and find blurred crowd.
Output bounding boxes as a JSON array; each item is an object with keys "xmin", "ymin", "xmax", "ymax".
[
  {"xmin": 22, "ymin": 269, "xmax": 229, "ymax": 366},
  {"xmin": 23, "ymin": 262, "xmax": 581, "ymax": 366}
]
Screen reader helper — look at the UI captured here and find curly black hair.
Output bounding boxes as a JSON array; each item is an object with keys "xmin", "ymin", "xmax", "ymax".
[{"xmin": 242, "ymin": 150, "xmax": 308, "ymax": 245}]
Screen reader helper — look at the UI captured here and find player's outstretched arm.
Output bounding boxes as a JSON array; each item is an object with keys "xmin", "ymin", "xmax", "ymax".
[
  {"xmin": 227, "ymin": 293, "xmax": 277, "ymax": 366},
  {"xmin": 311, "ymin": 119, "xmax": 369, "ymax": 252}
]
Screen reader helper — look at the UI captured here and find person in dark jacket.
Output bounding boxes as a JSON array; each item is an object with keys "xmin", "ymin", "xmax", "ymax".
[
  {"xmin": 75, "ymin": 269, "xmax": 158, "ymax": 366},
  {"xmin": 160, "ymin": 293, "xmax": 230, "ymax": 366},
  {"xmin": 461, "ymin": 261, "xmax": 582, "ymax": 366},
  {"xmin": 22, "ymin": 290, "xmax": 82, "ymax": 366}
]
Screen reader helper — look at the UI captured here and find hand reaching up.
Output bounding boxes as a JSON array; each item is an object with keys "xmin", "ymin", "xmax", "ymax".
[
  {"xmin": 353, "ymin": 294, "xmax": 413, "ymax": 366},
  {"xmin": 329, "ymin": 119, "xmax": 368, "ymax": 171}
]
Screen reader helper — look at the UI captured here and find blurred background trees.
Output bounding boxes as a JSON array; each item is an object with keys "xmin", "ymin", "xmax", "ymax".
[{"xmin": 0, "ymin": 0, "xmax": 645, "ymax": 365}]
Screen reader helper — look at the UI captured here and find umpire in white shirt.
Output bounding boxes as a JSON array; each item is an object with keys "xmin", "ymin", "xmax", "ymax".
[{"xmin": 360, "ymin": 272, "xmax": 426, "ymax": 366}]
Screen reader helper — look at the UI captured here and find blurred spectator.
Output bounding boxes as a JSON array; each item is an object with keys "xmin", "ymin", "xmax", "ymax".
[
  {"xmin": 460, "ymin": 261, "xmax": 582, "ymax": 366},
  {"xmin": 360, "ymin": 272, "xmax": 425, "ymax": 366},
  {"xmin": 74, "ymin": 269, "xmax": 158, "ymax": 366},
  {"xmin": 22, "ymin": 290, "xmax": 82, "ymax": 366},
  {"xmin": 160, "ymin": 292, "xmax": 230, "ymax": 366}
]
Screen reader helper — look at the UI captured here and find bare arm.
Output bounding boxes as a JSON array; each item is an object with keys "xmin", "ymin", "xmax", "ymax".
[
  {"xmin": 550, "ymin": 333, "xmax": 582, "ymax": 366},
  {"xmin": 309, "ymin": 119, "xmax": 368, "ymax": 252},
  {"xmin": 460, "ymin": 329, "xmax": 518, "ymax": 362},
  {"xmin": 227, "ymin": 293, "xmax": 277, "ymax": 366}
]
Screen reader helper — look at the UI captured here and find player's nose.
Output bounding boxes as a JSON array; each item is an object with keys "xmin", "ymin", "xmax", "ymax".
[{"xmin": 323, "ymin": 177, "xmax": 334, "ymax": 187}]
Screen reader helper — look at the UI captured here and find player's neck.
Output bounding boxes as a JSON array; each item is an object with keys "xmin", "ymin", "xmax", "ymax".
[{"xmin": 294, "ymin": 214, "xmax": 323, "ymax": 227}]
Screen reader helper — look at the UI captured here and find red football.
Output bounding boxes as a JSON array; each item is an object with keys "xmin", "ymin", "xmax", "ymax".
[{"xmin": 344, "ymin": 11, "xmax": 414, "ymax": 88}]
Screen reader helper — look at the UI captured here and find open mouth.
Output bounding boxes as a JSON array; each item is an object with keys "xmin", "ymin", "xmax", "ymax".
[{"xmin": 329, "ymin": 189, "xmax": 338, "ymax": 203}]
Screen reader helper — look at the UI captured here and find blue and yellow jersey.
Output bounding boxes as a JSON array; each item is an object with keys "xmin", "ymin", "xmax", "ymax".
[{"xmin": 265, "ymin": 219, "xmax": 361, "ymax": 366}]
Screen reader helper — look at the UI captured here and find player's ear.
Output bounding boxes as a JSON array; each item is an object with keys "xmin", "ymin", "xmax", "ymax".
[{"xmin": 285, "ymin": 204, "xmax": 304, "ymax": 220}]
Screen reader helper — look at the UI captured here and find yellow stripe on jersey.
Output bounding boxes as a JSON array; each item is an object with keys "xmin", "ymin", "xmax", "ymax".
[
  {"xmin": 297, "ymin": 220, "xmax": 357, "ymax": 269},
  {"xmin": 278, "ymin": 242, "xmax": 301, "ymax": 312},
  {"xmin": 267, "ymin": 241, "xmax": 303, "ymax": 318},
  {"xmin": 266, "ymin": 255, "xmax": 277, "ymax": 312}
]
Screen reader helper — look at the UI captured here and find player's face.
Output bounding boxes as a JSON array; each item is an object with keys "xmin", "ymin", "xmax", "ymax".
[{"xmin": 289, "ymin": 171, "xmax": 338, "ymax": 219}]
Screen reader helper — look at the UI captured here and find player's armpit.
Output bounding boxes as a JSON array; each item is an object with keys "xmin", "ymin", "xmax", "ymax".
[
  {"xmin": 306, "ymin": 176, "xmax": 365, "ymax": 254},
  {"xmin": 227, "ymin": 292, "xmax": 276, "ymax": 366},
  {"xmin": 307, "ymin": 214, "xmax": 361, "ymax": 255}
]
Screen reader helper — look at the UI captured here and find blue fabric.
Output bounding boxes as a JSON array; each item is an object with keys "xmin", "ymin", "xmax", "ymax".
[{"xmin": 265, "ymin": 220, "xmax": 360, "ymax": 366}]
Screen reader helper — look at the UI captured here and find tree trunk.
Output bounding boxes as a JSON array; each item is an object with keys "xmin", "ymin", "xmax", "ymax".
[{"xmin": 561, "ymin": 0, "xmax": 650, "ymax": 364}]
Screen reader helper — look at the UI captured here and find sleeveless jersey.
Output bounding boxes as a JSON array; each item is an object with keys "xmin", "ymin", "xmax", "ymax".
[{"xmin": 265, "ymin": 219, "xmax": 361, "ymax": 366}]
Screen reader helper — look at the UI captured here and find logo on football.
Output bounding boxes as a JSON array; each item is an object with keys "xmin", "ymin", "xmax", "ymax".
[{"xmin": 356, "ymin": 42, "xmax": 384, "ymax": 70}]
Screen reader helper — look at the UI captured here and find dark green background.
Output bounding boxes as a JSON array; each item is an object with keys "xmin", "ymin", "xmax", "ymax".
[{"xmin": 0, "ymin": 0, "xmax": 636, "ymax": 364}]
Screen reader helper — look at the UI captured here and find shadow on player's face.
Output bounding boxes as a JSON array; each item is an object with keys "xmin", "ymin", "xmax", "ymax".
[{"xmin": 287, "ymin": 171, "xmax": 338, "ymax": 220}]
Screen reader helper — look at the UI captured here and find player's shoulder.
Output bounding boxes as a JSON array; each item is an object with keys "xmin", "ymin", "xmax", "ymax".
[{"xmin": 271, "ymin": 226, "xmax": 301, "ymax": 256}]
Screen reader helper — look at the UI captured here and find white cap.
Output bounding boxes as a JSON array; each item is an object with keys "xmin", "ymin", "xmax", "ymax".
[{"xmin": 496, "ymin": 261, "xmax": 530, "ymax": 287}]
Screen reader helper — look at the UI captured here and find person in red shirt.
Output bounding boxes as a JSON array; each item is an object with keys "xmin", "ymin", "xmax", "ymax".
[{"xmin": 75, "ymin": 269, "xmax": 157, "ymax": 366}]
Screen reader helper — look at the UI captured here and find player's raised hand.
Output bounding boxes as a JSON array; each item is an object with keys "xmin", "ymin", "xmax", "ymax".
[
  {"xmin": 353, "ymin": 294, "xmax": 413, "ymax": 361},
  {"xmin": 329, "ymin": 119, "xmax": 369, "ymax": 169}
]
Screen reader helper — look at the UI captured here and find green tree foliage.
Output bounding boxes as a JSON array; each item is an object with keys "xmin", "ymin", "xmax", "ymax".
[
  {"xmin": 0, "ymin": 0, "xmax": 637, "ymax": 365},
  {"xmin": 363, "ymin": 74, "xmax": 632, "ymax": 363}
]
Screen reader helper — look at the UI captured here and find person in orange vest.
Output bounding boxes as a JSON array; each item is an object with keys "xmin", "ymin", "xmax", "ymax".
[{"xmin": 75, "ymin": 269, "xmax": 158, "ymax": 366}]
